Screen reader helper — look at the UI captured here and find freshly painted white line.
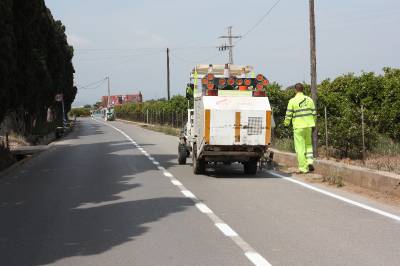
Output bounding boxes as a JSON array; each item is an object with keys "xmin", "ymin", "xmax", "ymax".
[
  {"xmin": 153, "ymin": 161, "xmax": 160, "ymax": 165},
  {"xmin": 215, "ymin": 223, "xmax": 238, "ymax": 237},
  {"xmin": 163, "ymin": 171, "xmax": 173, "ymax": 178},
  {"xmin": 171, "ymin": 180, "xmax": 183, "ymax": 186},
  {"xmin": 245, "ymin": 252, "xmax": 272, "ymax": 266},
  {"xmin": 148, "ymin": 156, "xmax": 155, "ymax": 161},
  {"xmin": 269, "ymin": 171, "xmax": 400, "ymax": 223},
  {"xmin": 195, "ymin": 203, "xmax": 213, "ymax": 214},
  {"xmin": 158, "ymin": 166, "xmax": 166, "ymax": 171},
  {"xmin": 181, "ymin": 190, "xmax": 196, "ymax": 199}
]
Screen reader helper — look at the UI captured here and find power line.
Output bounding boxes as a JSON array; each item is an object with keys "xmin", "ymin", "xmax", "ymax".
[
  {"xmin": 77, "ymin": 78, "xmax": 107, "ymax": 90},
  {"xmin": 236, "ymin": 0, "xmax": 282, "ymax": 44}
]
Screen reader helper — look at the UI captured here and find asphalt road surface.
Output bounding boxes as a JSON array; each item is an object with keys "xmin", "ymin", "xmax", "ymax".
[{"xmin": 0, "ymin": 118, "xmax": 399, "ymax": 266}]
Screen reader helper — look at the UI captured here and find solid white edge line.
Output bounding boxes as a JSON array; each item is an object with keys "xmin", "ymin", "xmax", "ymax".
[
  {"xmin": 245, "ymin": 252, "xmax": 272, "ymax": 266},
  {"xmin": 269, "ymin": 171, "xmax": 400, "ymax": 223},
  {"xmin": 181, "ymin": 190, "xmax": 196, "ymax": 199},
  {"xmin": 195, "ymin": 203, "xmax": 213, "ymax": 214},
  {"xmin": 215, "ymin": 223, "xmax": 238, "ymax": 237}
]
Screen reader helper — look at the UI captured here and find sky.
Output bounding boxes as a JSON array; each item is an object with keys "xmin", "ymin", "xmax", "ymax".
[{"xmin": 44, "ymin": 0, "xmax": 400, "ymax": 107}]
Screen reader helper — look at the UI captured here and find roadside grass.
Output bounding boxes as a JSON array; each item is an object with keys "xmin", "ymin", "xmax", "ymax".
[
  {"xmin": 322, "ymin": 169, "xmax": 344, "ymax": 187},
  {"xmin": 140, "ymin": 124, "xmax": 180, "ymax": 137},
  {"xmin": 272, "ymin": 138, "xmax": 295, "ymax": 153}
]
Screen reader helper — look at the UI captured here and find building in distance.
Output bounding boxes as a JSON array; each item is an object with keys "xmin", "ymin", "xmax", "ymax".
[{"xmin": 101, "ymin": 92, "xmax": 143, "ymax": 107}]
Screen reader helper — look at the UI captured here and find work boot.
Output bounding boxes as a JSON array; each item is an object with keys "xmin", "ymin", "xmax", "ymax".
[{"xmin": 308, "ymin": 164, "xmax": 315, "ymax": 172}]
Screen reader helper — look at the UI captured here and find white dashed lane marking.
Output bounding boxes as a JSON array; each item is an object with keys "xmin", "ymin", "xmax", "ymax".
[
  {"xmin": 181, "ymin": 190, "xmax": 197, "ymax": 199},
  {"xmin": 171, "ymin": 180, "xmax": 183, "ymax": 186},
  {"xmin": 94, "ymin": 118, "xmax": 273, "ymax": 266},
  {"xmin": 215, "ymin": 223, "xmax": 239, "ymax": 237}
]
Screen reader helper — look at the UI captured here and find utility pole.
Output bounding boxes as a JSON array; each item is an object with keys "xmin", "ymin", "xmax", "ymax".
[
  {"xmin": 166, "ymin": 48, "xmax": 171, "ymax": 101},
  {"xmin": 219, "ymin": 26, "xmax": 241, "ymax": 64},
  {"xmin": 106, "ymin": 76, "xmax": 111, "ymax": 107},
  {"xmin": 309, "ymin": 0, "xmax": 318, "ymax": 157}
]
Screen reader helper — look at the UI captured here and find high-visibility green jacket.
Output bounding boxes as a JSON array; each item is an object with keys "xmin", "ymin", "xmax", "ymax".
[{"xmin": 284, "ymin": 92, "xmax": 316, "ymax": 129}]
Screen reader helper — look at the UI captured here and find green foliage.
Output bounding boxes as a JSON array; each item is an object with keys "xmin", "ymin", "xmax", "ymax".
[
  {"xmin": 69, "ymin": 108, "xmax": 91, "ymax": 117},
  {"xmin": 269, "ymin": 68, "xmax": 400, "ymax": 158},
  {"xmin": 0, "ymin": 0, "xmax": 76, "ymax": 136},
  {"xmin": 267, "ymin": 82, "xmax": 294, "ymax": 139},
  {"xmin": 115, "ymin": 95, "xmax": 188, "ymax": 120}
]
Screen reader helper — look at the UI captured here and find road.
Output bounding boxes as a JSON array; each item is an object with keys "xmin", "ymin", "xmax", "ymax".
[{"xmin": 0, "ymin": 118, "xmax": 399, "ymax": 266}]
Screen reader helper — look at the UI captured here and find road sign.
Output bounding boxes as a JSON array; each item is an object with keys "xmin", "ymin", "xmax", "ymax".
[{"xmin": 55, "ymin": 94, "xmax": 63, "ymax": 102}]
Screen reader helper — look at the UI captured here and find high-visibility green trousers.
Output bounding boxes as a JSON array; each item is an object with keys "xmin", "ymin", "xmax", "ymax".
[{"xmin": 293, "ymin": 127, "xmax": 314, "ymax": 173}]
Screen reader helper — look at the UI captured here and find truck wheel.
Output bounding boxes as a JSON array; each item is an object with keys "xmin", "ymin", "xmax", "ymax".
[
  {"xmin": 244, "ymin": 160, "xmax": 257, "ymax": 175},
  {"xmin": 193, "ymin": 158, "xmax": 205, "ymax": 175},
  {"xmin": 178, "ymin": 144, "xmax": 187, "ymax": 165},
  {"xmin": 192, "ymin": 144, "xmax": 205, "ymax": 175}
]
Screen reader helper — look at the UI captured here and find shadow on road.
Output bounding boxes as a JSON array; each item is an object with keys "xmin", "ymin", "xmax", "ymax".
[{"xmin": 0, "ymin": 118, "xmax": 193, "ymax": 265}]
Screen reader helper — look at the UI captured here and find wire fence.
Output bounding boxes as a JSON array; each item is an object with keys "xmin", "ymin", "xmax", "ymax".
[
  {"xmin": 117, "ymin": 109, "xmax": 187, "ymax": 129},
  {"xmin": 273, "ymin": 104, "xmax": 400, "ymax": 174}
]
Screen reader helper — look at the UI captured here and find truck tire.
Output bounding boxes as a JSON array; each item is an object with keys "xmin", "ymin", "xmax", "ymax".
[
  {"xmin": 178, "ymin": 144, "xmax": 187, "ymax": 165},
  {"xmin": 244, "ymin": 160, "xmax": 257, "ymax": 175},
  {"xmin": 192, "ymin": 144, "xmax": 205, "ymax": 175}
]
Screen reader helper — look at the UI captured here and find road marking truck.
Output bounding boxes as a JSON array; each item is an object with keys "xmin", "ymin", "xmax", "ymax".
[{"xmin": 179, "ymin": 64, "xmax": 274, "ymax": 175}]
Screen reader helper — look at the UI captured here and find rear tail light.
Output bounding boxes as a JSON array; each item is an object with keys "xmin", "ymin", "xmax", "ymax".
[
  {"xmin": 262, "ymin": 79, "xmax": 269, "ymax": 86},
  {"xmin": 256, "ymin": 83, "xmax": 264, "ymax": 91},
  {"xmin": 236, "ymin": 79, "xmax": 243, "ymax": 86},
  {"xmin": 207, "ymin": 73, "xmax": 214, "ymax": 81},
  {"xmin": 207, "ymin": 83, "xmax": 214, "ymax": 90},
  {"xmin": 256, "ymin": 74, "xmax": 264, "ymax": 82},
  {"xmin": 206, "ymin": 89, "xmax": 218, "ymax": 96},
  {"xmin": 253, "ymin": 91, "xmax": 266, "ymax": 97},
  {"xmin": 227, "ymin": 78, "xmax": 235, "ymax": 86},
  {"xmin": 244, "ymin": 79, "xmax": 252, "ymax": 86},
  {"xmin": 218, "ymin": 78, "xmax": 226, "ymax": 86}
]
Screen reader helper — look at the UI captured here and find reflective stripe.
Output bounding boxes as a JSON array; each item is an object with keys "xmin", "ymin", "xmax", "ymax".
[
  {"xmin": 205, "ymin": 109, "xmax": 211, "ymax": 144},
  {"xmin": 293, "ymin": 108, "xmax": 315, "ymax": 113},
  {"xmin": 235, "ymin": 112, "xmax": 241, "ymax": 143},
  {"xmin": 293, "ymin": 113, "xmax": 314, "ymax": 119},
  {"xmin": 265, "ymin": 111, "xmax": 272, "ymax": 145}
]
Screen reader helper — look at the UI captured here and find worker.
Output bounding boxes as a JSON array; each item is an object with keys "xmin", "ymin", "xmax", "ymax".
[{"xmin": 284, "ymin": 83, "xmax": 316, "ymax": 174}]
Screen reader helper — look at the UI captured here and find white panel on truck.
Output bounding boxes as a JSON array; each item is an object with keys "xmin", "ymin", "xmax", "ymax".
[{"xmin": 202, "ymin": 96, "xmax": 271, "ymax": 146}]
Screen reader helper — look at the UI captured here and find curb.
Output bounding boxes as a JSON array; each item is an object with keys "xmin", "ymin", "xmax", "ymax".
[
  {"xmin": 272, "ymin": 149, "xmax": 400, "ymax": 197},
  {"xmin": 0, "ymin": 124, "xmax": 76, "ymax": 178}
]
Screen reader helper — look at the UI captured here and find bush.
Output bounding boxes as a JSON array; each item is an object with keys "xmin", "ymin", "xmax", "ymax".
[
  {"xmin": 69, "ymin": 108, "xmax": 90, "ymax": 117},
  {"xmin": 115, "ymin": 95, "xmax": 188, "ymax": 121},
  {"xmin": 271, "ymin": 68, "xmax": 400, "ymax": 158}
]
